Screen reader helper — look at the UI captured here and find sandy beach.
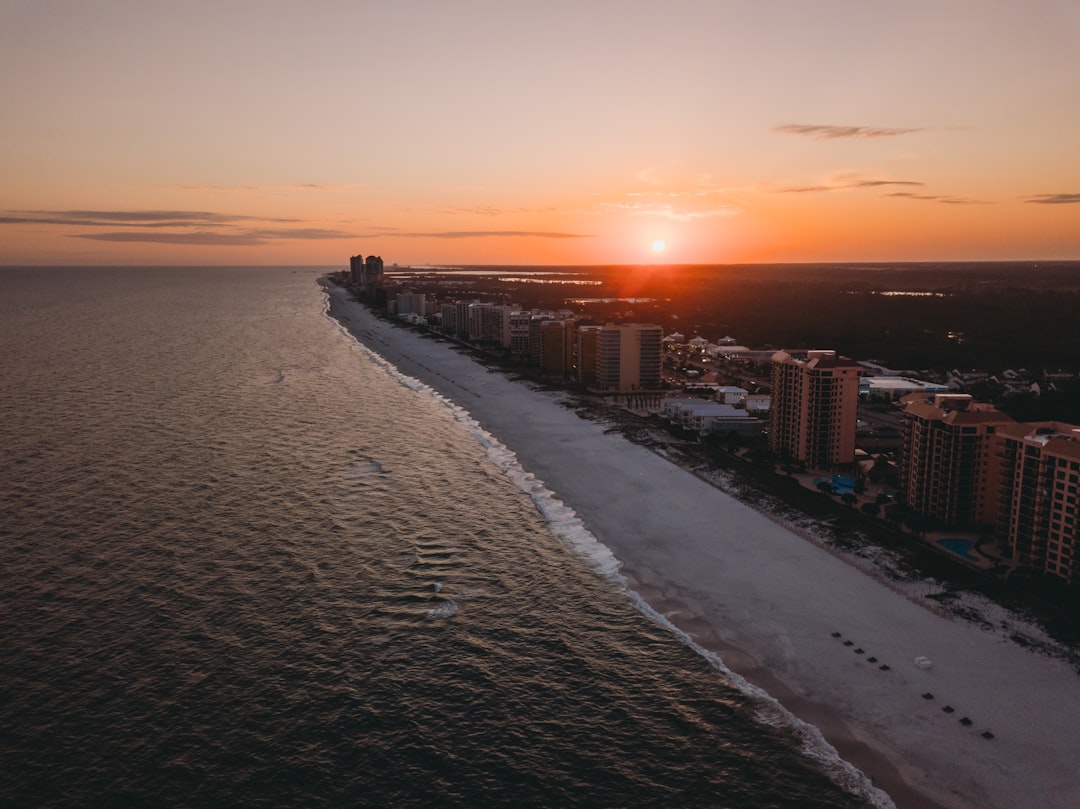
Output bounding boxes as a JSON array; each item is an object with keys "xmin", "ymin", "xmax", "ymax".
[{"xmin": 325, "ymin": 282, "xmax": 1080, "ymax": 809}]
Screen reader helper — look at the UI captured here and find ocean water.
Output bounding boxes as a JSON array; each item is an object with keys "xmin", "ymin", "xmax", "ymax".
[{"xmin": 0, "ymin": 267, "xmax": 872, "ymax": 808}]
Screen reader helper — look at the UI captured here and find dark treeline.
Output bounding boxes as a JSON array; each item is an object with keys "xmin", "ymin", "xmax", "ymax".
[{"xmin": 408, "ymin": 262, "xmax": 1080, "ymax": 374}]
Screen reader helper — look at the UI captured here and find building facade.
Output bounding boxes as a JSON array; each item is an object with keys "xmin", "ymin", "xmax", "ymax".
[
  {"xmin": 538, "ymin": 319, "xmax": 574, "ymax": 377},
  {"xmin": 899, "ymin": 393, "xmax": 1014, "ymax": 528},
  {"xmin": 350, "ymin": 254, "xmax": 384, "ymax": 299},
  {"xmin": 994, "ymin": 422, "xmax": 1080, "ymax": 583},
  {"xmin": 580, "ymin": 323, "xmax": 662, "ymax": 392},
  {"xmin": 768, "ymin": 349, "xmax": 861, "ymax": 469}
]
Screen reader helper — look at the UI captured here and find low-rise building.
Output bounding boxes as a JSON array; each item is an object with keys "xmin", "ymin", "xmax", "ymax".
[
  {"xmin": 662, "ymin": 398, "xmax": 762, "ymax": 436},
  {"xmin": 860, "ymin": 376, "xmax": 950, "ymax": 401}
]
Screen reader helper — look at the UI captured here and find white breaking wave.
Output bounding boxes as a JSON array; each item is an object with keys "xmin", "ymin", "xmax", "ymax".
[{"xmin": 425, "ymin": 598, "xmax": 458, "ymax": 619}]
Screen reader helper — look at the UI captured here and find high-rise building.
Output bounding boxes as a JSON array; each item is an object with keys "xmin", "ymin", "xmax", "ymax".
[
  {"xmin": 539, "ymin": 319, "xmax": 575, "ymax": 377},
  {"xmin": 577, "ymin": 323, "xmax": 662, "ymax": 392},
  {"xmin": 507, "ymin": 310, "xmax": 532, "ymax": 355},
  {"xmin": 576, "ymin": 325, "xmax": 601, "ymax": 386},
  {"xmin": 348, "ymin": 254, "xmax": 385, "ymax": 298},
  {"xmin": 993, "ymin": 422, "xmax": 1080, "ymax": 583},
  {"xmin": 349, "ymin": 254, "xmax": 365, "ymax": 285},
  {"xmin": 899, "ymin": 393, "xmax": 1014, "ymax": 528},
  {"xmin": 768, "ymin": 349, "xmax": 861, "ymax": 470}
]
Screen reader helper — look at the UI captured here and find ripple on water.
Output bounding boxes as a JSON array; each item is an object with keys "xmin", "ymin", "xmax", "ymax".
[{"xmin": 0, "ymin": 268, "xmax": 875, "ymax": 809}]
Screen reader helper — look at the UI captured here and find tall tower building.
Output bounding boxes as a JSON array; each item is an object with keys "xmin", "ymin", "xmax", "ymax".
[
  {"xmin": 538, "ymin": 319, "xmax": 575, "ymax": 377},
  {"xmin": 768, "ymin": 349, "xmax": 861, "ymax": 470},
  {"xmin": 349, "ymin": 254, "xmax": 365, "ymax": 285},
  {"xmin": 580, "ymin": 323, "xmax": 662, "ymax": 392},
  {"xmin": 993, "ymin": 422, "xmax": 1080, "ymax": 582},
  {"xmin": 362, "ymin": 255, "xmax": 385, "ymax": 298},
  {"xmin": 899, "ymin": 393, "xmax": 1014, "ymax": 528}
]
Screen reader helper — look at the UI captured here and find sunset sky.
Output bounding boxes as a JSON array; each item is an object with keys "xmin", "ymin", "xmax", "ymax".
[{"xmin": 2, "ymin": 0, "xmax": 1078, "ymax": 266}]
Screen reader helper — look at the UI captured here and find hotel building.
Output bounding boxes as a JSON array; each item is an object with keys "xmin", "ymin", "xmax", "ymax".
[
  {"xmin": 350, "ymin": 254, "xmax": 384, "ymax": 299},
  {"xmin": 577, "ymin": 323, "xmax": 662, "ymax": 392},
  {"xmin": 994, "ymin": 422, "xmax": 1080, "ymax": 583},
  {"xmin": 899, "ymin": 394, "xmax": 1014, "ymax": 528},
  {"xmin": 538, "ymin": 319, "xmax": 575, "ymax": 377},
  {"xmin": 768, "ymin": 349, "xmax": 861, "ymax": 469}
]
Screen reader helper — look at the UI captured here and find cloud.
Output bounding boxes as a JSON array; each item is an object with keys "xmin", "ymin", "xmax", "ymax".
[
  {"xmin": 442, "ymin": 205, "xmax": 561, "ymax": 216},
  {"xmin": 886, "ymin": 192, "xmax": 988, "ymax": 205},
  {"xmin": 597, "ymin": 189, "xmax": 744, "ymax": 221},
  {"xmin": 176, "ymin": 183, "xmax": 366, "ymax": 193},
  {"xmin": 773, "ymin": 123, "xmax": 925, "ymax": 139},
  {"xmin": 0, "ymin": 209, "xmax": 298, "ymax": 227},
  {"xmin": 3, "ymin": 208, "xmax": 588, "ymax": 246},
  {"xmin": 1025, "ymin": 193, "xmax": 1080, "ymax": 205},
  {"xmin": 392, "ymin": 231, "xmax": 590, "ymax": 239},
  {"xmin": 74, "ymin": 226, "xmax": 357, "ymax": 245},
  {"xmin": 779, "ymin": 177, "xmax": 924, "ymax": 193},
  {"xmin": 2, "ymin": 208, "xmax": 355, "ymax": 246},
  {"xmin": 600, "ymin": 201, "xmax": 742, "ymax": 221},
  {"xmin": 75, "ymin": 231, "xmax": 268, "ymax": 246},
  {"xmin": 247, "ymin": 228, "xmax": 355, "ymax": 240}
]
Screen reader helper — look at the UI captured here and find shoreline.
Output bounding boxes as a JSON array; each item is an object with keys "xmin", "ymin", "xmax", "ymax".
[
  {"xmin": 322, "ymin": 280, "xmax": 1080, "ymax": 809},
  {"xmin": 622, "ymin": 566, "xmax": 944, "ymax": 809}
]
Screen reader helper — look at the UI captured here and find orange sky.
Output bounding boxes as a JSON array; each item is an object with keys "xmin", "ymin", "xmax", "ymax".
[{"xmin": 2, "ymin": 1, "xmax": 1078, "ymax": 266}]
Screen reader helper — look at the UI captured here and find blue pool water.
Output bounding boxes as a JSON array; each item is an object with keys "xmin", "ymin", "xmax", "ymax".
[{"xmin": 938, "ymin": 538, "xmax": 979, "ymax": 561}]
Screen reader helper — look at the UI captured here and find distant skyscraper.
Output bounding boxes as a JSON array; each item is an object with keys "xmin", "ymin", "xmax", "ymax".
[
  {"xmin": 349, "ymin": 254, "xmax": 365, "ymax": 285},
  {"xmin": 769, "ymin": 349, "xmax": 861, "ymax": 470},
  {"xmin": 361, "ymin": 255, "xmax": 385, "ymax": 298}
]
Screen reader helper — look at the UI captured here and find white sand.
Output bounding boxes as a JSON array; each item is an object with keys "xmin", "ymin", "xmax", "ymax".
[{"xmin": 325, "ymin": 283, "xmax": 1080, "ymax": 809}]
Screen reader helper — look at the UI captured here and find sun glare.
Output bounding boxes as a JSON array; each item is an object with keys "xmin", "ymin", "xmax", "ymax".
[{"xmin": 651, "ymin": 239, "xmax": 666, "ymax": 253}]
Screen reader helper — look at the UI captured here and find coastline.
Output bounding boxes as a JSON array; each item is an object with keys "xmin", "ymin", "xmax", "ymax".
[{"xmin": 322, "ymin": 280, "xmax": 1080, "ymax": 809}]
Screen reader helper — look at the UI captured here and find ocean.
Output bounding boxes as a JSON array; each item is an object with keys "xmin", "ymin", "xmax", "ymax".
[{"xmin": 0, "ymin": 266, "xmax": 872, "ymax": 808}]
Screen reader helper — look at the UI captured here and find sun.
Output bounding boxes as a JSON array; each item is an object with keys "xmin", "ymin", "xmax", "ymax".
[{"xmin": 651, "ymin": 239, "xmax": 666, "ymax": 253}]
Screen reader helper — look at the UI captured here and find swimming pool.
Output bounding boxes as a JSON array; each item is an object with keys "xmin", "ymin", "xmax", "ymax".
[{"xmin": 938, "ymin": 538, "xmax": 979, "ymax": 561}]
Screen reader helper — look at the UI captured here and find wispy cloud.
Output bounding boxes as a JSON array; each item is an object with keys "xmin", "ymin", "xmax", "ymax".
[
  {"xmin": 0, "ymin": 210, "xmax": 298, "ymax": 227},
  {"xmin": 1025, "ymin": 193, "xmax": 1080, "ymax": 205},
  {"xmin": 887, "ymin": 192, "xmax": 989, "ymax": 205},
  {"xmin": 442, "ymin": 205, "xmax": 561, "ymax": 216},
  {"xmin": 597, "ymin": 188, "xmax": 744, "ymax": 221},
  {"xmin": 176, "ymin": 183, "xmax": 367, "ymax": 193},
  {"xmin": 76, "ymin": 232, "xmax": 268, "ymax": 245},
  {"xmin": 600, "ymin": 201, "xmax": 742, "ymax": 221},
  {"xmin": 773, "ymin": 123, "xmax": 925, "ymax": 139},
  {"xmin": 778, "ymin": 177, "xmax": 924, "ymax": 194},
  {"xmin": 392, "ymin": 231, "xmax": 590, "ymax": 239},
  {"xmin": 76, "ymin": 227, "xmax": 356, "ymax": 245},
  {"xmin": 1, "ymin": 208, "xmax": 357, "ymax": 246}
]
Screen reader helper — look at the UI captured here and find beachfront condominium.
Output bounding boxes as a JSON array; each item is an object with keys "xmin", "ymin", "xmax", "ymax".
[
  {"xmin": 577, "ymin": 323, "xmax": 662, "ymax": 392},
  {"xmin": 349, "ymin": 254, "xmax": 384, "ymax": 299},
  {"xmin": 993, "ymin": 422, "xmax": 1080, "ymax": 583},
  {"xmin": 538, "ymin": 319, "xmax": 575, "ymax": 378},
  {"xmin": 769, "ymin": 350, "xmax": 861, "ymax": 470},
  {"xmin": 899, "ymin": 393, "xmax": 1015, "ymax": 528}
]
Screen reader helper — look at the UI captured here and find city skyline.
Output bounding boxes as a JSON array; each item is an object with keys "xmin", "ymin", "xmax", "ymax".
[{"xmin": 2, "ymin": 0, "xmax": 1079, "ymax": 266}]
